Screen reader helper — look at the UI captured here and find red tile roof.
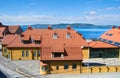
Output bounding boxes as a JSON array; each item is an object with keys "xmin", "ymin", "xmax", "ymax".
[
  {"xmin": 41, "ymin": 47, "xmax": 82, "ymax": 60},
  {"xmin": 6, "ymin": 35, "xmax": 41, "ymax": 48},
  {"xmin": 0, "ymin": 27, "xmax": 6, "ymax": 38},
  {"xmin": 100, "ymin": 27, "xmax": 120, "ymax": 46},
  {"xmin": 8, "ymin": 26, "xmax": 20, "ymax": 34},
  {"xmin": 2, "ymin": 35, "xmax": 18, "ymax": 45},
  {"xmin": 89, "ymin": 41, "xmax": 118, "ymax": 48},
  {"xmin": 3, "ymin": 26, "xmax": 88, "ymax": 60}
]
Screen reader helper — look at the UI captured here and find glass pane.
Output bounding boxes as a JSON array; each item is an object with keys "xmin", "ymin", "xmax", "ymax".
[
  {"xmin": 72, "ymin": 64, "xmax": 77, "ymax": 69},
  {"xmin": 64, "ymin": 64, "xmax": 69, "ymax": 69},
  {"xmin": 22, "ymin": 51, "xmax": 24, "ymax": 57},
  {"xmin": 26, "ymin": 50, "xmax": 29, "ymax": 56}
]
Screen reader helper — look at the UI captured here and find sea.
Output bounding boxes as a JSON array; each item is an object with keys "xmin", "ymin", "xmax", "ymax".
[{"xmin": 21, "ymin": 26, "xmax": 111, "ymax": 39}]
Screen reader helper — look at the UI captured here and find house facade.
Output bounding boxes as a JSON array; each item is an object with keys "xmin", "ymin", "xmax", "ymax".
[
  {"xmin": 2, "ymin": 25, "xmax": 88, "ymax": 74},
  {"xmin": 82, "ymin": 26, "xmax": 120, "ymax": 59},
  {"xmin": 39, "ymin": 26, "xmax": 88, "ymax": 74}
]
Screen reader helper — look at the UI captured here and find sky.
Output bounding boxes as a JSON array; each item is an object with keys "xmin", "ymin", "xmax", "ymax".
[{"xmin": 0, "ymin": 0, "xmax": 120, "ymax": 25}]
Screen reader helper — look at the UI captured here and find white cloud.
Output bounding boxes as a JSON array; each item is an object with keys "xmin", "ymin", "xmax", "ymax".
[
  {"xmin": 85, "ymin": 11, "xmax": 97, "ymax": 16},
  {"xmin": 105, "ymin": 6, "xmax": 120, "ymax": 10},
  {"xmin": 89, "ymin": 11, "xmax": 97, "ymax": 15},
  {"xmin": 0, "ymin": 14, "xmax": 120, "ymax": 25}
]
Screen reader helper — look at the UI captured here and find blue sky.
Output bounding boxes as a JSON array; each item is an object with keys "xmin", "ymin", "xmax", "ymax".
[{"xmin": 0, "ymin": 0, "xmax": 120, "ymax": 25}]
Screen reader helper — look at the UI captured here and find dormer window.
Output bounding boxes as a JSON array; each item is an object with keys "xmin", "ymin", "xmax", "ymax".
[
  {"xmin": 53, "ymin": 33, "xmax": 58, "ymax": 39},
  {"xmin": 51, "ymin": 52, "xmax": 64, "ymax": 58},
  {"xmin": 66, "ymin": 33, "xmax": 71, "ymax": 39},
  {"xmin": 35, "ymin": 40, "xmax": 41, "ymax": 44}
]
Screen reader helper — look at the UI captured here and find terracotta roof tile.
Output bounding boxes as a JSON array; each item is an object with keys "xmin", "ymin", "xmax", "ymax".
[
  {"xmin": 22, "ymin": 35, "xmax": 30, "ymax": 40},
  {"xmin": 0, "ymin": 27, "xmax": 6, "ymax": 38},
  {"xmin": 2, "ymin": 35, "xmax": 18, "ymax": 45},
  {"xmin": 5, "ymin": 26, "xmax": 88, "ymax": 60},
  {"xmin": 8, "ymin": 26, "xmax": 20, "ymax": 34},
  {"xmin": 100, "ymin": 28, "xmax": 120, "ymax": 43},
  {"xmin": 41, "ymin": 47, "xmax": 82, "ymax": 60},
  {"xmin": 89, "ymin": 41, "xmax": 118, "ymax": 48}
]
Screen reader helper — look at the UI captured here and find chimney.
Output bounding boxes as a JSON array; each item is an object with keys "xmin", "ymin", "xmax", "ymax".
[
  {"xmin": 112, "ymin": 26, "xmax": 115, "ymax": 29},
  {"xmin": 118, "ymin": 26, "xmax": 120, "ymax": 29},
  {"xmin": 27, "ymin": 25, "xmax": 33, "ymax": 30},
  {"xmin": 67, "ymin": 25, "xmax": 71, "ymax": 30},
  {"xmin": 48, "ymin": 25, "xmax": 52, "ymax": 30},
  {"xmin": 0, "ymin": 22, "xmax": 2, "ymax": 25}
]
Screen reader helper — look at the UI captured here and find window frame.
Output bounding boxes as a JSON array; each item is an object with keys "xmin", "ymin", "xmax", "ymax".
[
  {"xmin": 4, "ymin": 48, "xmax": 7, "ymax": 53},
  {"xmin": 64, "ymin": 64, "xmax": 69, "ymax": 70},
  {"xmin": 72, "ymin": 64, "xmax": 77, "ymax": 69},
  {"xmin": 56, "ymin": 66, "xmax": 59, "ymax": 70},
  {"xmin": 26, "ymin": 50, "xmax": 29, "ymax": 57},
  {"xmin": 53, "ymin": 33, "xmax": 58, "ymax": 39},
  {"xmin": 33, "ymin": 51, "xmax": 36, "ymax": 56},
  {"xmin": 37, "ymin": 50, "xmax": 40, "ymax": 56},
  {"xmin": 66, "ymin": 33, "xmax": 71, "ymax": 39},
  {"xmin": 22, "ymin": 50, "xmax": 25, "ymax": 57}
]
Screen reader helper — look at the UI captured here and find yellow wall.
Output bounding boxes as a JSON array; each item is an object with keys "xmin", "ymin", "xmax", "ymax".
[
  {"xmin": 2, "ymin": 46, "xmax": 10, "ymax": 58},
  {"xmin": 82, "ymin": 47, "xmax": 89, "ymax": 60},
  {"xmin": 40, "ymin": 60, "xmax": 82, "ymax": 74},
  {"xmin": 81, "ymin": 66, "xmax": 120, "ymax": 73},
  {"xmin": 10, "ymin": 48, "xmax": 40, "ymax": 60},
  {"xmin": 2, "ymin": 46, "xmax": 41, "ymax": 60}
]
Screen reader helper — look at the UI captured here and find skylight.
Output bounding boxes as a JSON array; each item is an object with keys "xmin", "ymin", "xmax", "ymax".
[
  {"xmin": 102, "ymin": 39, "xmax": 107, "ymax": 42},
  {"xmin": 107, "ymin": 40, "xmax": 113, "ymax": 44},
  {"xmin": 106, "ymin": 33, "xmax": 113, "ymax": 36},
  {"xmin": 113, "ymin": 42, "xmax": 120, "ymax": 46}
]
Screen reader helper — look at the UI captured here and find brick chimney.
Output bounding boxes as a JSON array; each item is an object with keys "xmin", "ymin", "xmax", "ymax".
[
  {"xmin": 112, "ymin": 26, "xmax": 115, "ymax": 29},
  {"xmin": 48, "ymin": 25, "xmax": 52, "ymax": 30},
  {"xmin": 118, "ymin": 26, "xmax": 120, "ymax": 29},
  {"xmin": 28, "ymin": 25, "xmax": 33, "ymax": 30},
  {"xmin": 67, "ymin": 25, "xmax": 71, "ymax": 30},
  {"xmin": 0, "ymin": 22, "xmax": 2, "ymax": 25}
]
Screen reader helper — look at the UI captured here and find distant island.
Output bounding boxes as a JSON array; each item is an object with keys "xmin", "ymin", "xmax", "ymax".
[
  {"xmin": 21, "ymin": 23, "xmax": 117, "ymax": 39},
  {"xmin": 22, "ymin": 23, "xmax": 117, "ymax": 30}
]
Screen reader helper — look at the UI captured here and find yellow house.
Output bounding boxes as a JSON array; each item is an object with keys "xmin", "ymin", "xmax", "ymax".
[
  {"xmin": 2, "ymin": 34, "xmax": 41, "ymax": 60},
  {"xmin": 39, "ymin": 26, "xmax": 88, "ymax": 74}
]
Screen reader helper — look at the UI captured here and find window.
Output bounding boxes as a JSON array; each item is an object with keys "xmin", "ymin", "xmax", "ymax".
[
  {"xmin": 38, "ymin": 50, "xmax": 40, "ymax": 56},
  {"xmin": 90, "ymin": 48, "xmax": 119, "ymax": 58},
  {"xmin": 53, "ymin": 33, "xmax": 58, "ymax": 39},
  {"xmin": 26, "ymin": 50, "xmax": 29, "ymax": 57},
  {"xmin": 108, "ymin": 34, "xmax": 113, "ymax": 36},
  {"xmin": 22, "ymin": 50, "xmax": 24, "ymax": 57},
  {"xmin": 53, "ymin": 53, "xmax": 62, "ymax": 57},
  {"xmin": 35, "ymin": 41, "xmax": 41, "ymax": 44},
  {"xmin": 102, "ymin": 39, "xmax": 107, "ymax": 42},
  {"xmin": 66, "ymin": 33, "xmax": 71, "ymax": 39},
  {"xmin": 72, "ymin": 64, "xmax": 77, "ymax": 69},
  {"xmin": 64, "ymin": 64, "xmax": 69, "ymax": 70},
  {"xmin": 107, "ymin": 40, "xmax": 113, "ymax": 44},
  {"xmin": 34, "ymin": 51, "xmax": 36, "ymax": 56},
  {"xmin": 114, "ymin": 42, "xmax": 120, "ymax": 46},
  {"xmin": 42, "ymin": 66, "xmax": 48, "ymax": 71},
  {"xmin": 4, "ymin": 48, "xmax": 7, "ymax": 53},
  {"xmin": 106, "ymin": 33, "xmax": 113, "ymax": 36},
  {"xmin": 23, "ymin": 41, "xmax": 30, "ymax": 44},
  {"xmin": 56, "ymin": 66, "xmax": 59, "ymax": 70}
]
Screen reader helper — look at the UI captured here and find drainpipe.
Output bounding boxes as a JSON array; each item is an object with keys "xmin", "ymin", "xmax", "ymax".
[{"xmin": 119, "ymin": 48, "xmax": 120, "ymax": 58}]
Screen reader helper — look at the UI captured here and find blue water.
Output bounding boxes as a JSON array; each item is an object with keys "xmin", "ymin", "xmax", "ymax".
[
  {"xmin": 74, "ymin": 29, "xmax": 110, "ymax": 39},
  {"xmin": 21, "ymin": 26, "xmax": 110, "ymax": 39}
]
